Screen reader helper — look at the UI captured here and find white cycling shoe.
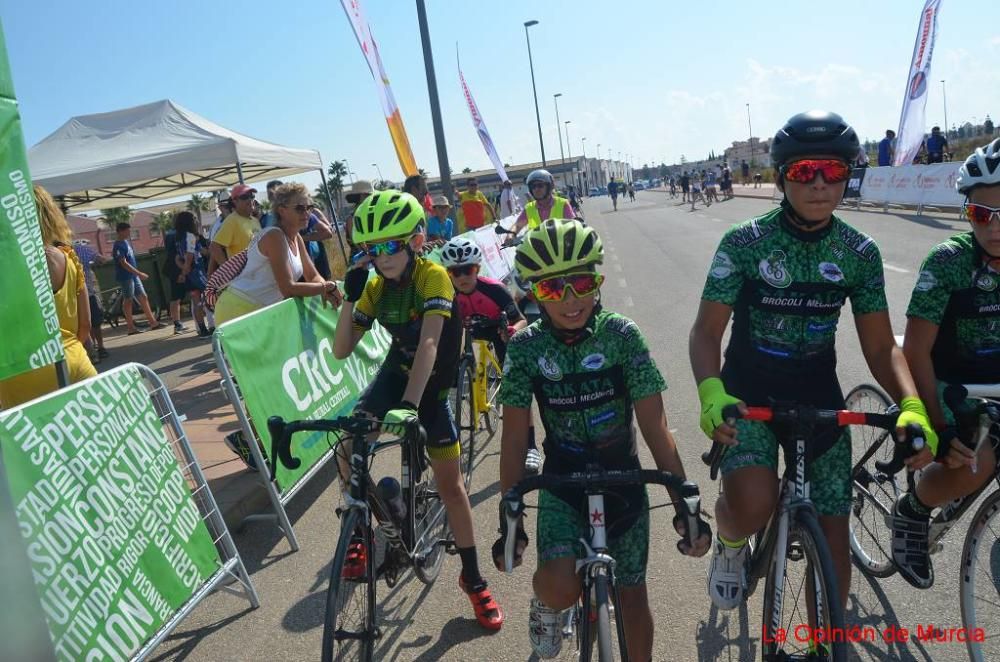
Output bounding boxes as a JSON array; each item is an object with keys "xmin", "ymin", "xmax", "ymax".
[
  {"xmin": 707, "ymin": 538, "xmax": 748, "ymax": 610},
  {"xmin": 529, "ymin": 597, "xmax": 566, "ymax": 659}
]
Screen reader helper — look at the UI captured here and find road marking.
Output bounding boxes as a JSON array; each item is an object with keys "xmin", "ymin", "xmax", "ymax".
[
  {"xmin": 618, "ymin": 278, "xmax": 628, "ymax": 288},
  {"xmin": 884, "ymin": 264, "xmax": 910, "ymax": 273},
  {"xmin": 623, "ymin": 296, "xmax": 634, "ymax": 307},
  {"xmin": 713, "ymin": 217, "xmax": 724, "ymax": 223},
  {"xmin": 613, "ymin": 263, "xmax": 623, "ymax": 272}
]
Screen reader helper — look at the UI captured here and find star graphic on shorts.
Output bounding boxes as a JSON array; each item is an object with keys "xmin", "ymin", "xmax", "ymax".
[{"xmin": 591, "ymin": 509, "xmax": 604, "ymax": 525}]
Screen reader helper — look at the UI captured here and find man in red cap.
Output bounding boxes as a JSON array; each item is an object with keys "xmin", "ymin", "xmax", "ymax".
[{"xmin": 210, "ymin": 183, "xmax": 261, "ymax": 267}]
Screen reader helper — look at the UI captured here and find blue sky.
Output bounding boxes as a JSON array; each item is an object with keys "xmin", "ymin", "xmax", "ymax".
[{"xmin": 5, "ymin": 0, "xmax": 999, "ymax": 188}]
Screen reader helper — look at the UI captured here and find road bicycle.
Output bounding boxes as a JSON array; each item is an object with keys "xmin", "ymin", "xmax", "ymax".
[
  {"xmin": 703, "ymin": 403, "xmax": 913, "ymax": 662},
  {"xmin": 501, "ymin": 467, "xmax": 703, "ymax": 662},
  {"xmin": 451, "ymin": 314, "xmax": 506, "ymax": 488},
  {"xmin": 268, "ymin": 413, "xmax": 462, "ymax": 662},
  {"xmin": 845, "ymin": 382, "xmax": 1000, "ymax": 662}
]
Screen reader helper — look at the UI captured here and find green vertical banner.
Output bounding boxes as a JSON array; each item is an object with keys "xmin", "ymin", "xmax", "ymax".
[
  {"xmin": 0, "ymin": 21, "xmax": 63, "ymax": 380},
  {"xmin": 216, "ymin": 296, "xmax": 392, "ymax": 491},
  {"xmin": 0, "ymin": 366, "xmax": 221, "ymax": 661}
]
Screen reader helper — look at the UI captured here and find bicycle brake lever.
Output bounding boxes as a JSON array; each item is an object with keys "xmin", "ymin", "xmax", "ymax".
[
  {"xmin": 503, "ymin": 495, "xmax": 524, "ymax": 573},
  {"xmin": 267, "ymin": 416, "xmax": 300, "ymax": 474},
  {"xmin": 681, "ymin": 482, "xmax": 702, "ymax": 550},
  {"xmin": 873, "ymin": 423, "xmax": 924, "ymax": 476}
]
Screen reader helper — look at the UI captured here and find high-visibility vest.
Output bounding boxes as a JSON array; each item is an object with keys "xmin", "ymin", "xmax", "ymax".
[{"xmin": 524, "ymin": 196, "xmax": 569, "ymax": 229}]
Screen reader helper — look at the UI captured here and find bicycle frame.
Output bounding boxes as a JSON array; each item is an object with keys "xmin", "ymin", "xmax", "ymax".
[{"xmin": 461, "ymin": 318, "xmax": 504, "ymax": 432}]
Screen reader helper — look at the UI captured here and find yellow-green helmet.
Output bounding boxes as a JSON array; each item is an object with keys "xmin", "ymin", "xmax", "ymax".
[
  {"xmin": 515, "ymin": 219, "xmax": 603, "ymax": 281},
  {"xmin": 353, "ymin": 190, "xmax": 425, "ymax": 243}
]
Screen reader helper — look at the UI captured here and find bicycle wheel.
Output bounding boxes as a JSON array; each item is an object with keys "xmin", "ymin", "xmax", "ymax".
[
  {"xmin": 324, "ymin": 508, "xmax": 376, "ymax": 662},
  {"xmin": 845, "ymin": 383, "xmax": 899, "ymax": 578},
  {"xmin": 761, "ymin": 510, "xmax": 847, "ymax": 662},
  {"xmin": 482, "ymin": 345, "xmax": 503, "ymax": 437},
  {"xmin": 960, "ymin": 489, "xmax": 1000, "ymax": 661},
  {"xmin": 450, "ymin": 358, "xmax": 477, "ymax": 489},
  {"xmin": 412, "ymin": 442, "xmax": 452, "ymax": 585}
]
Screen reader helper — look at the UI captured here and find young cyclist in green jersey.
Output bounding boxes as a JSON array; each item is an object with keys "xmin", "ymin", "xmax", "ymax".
[
  {"xmin": 494, "ymin": 219, "xmax": 711, "ymax": 660},
  {"xmin": 892, "ymin": 138, "xmax": 1000, "ymax": 588},
  {"xmin": 689, "ymin": 111, "xmax": 937, "ymax": 615},
  {"xmin": 333, "ymin": 191, "xmax": 503, "ymax": 630}
]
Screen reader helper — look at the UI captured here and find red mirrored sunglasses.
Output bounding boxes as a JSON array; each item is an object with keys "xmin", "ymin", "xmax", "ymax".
[
  {"xmin": 964, "ymin": 203, "xmax": 1000, "ymax": 227},
  {"xmin": 781, "ymin": 159, "xmax": 852, "ymax": 184}
]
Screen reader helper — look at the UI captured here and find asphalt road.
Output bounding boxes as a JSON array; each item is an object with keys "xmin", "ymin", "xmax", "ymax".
[{"xmin": 154, "ymin": 192, "xmax": 987, "ymax": 661}]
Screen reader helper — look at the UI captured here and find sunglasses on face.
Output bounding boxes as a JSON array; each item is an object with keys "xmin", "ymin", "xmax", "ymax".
[
  {"xmin": 448, "ymin": 264, "xmax": 477, "ymax": 277},
  {"xmin": 529, "ymin": 182, "xmax": 548, "ymax": 189},
  {"xmin": 290, "ymin": 203, "xmax": 316, "ymax": 213},
  {"xmin": 780, "ymin": 159, "xmax": 852, "ymax": 184},
  {"xmin": 531, "ymin": 272, "xmax": 604, "ymax": 302},
  {"xmin": 361, "ymin": 238, "xmax": 409, "ymax": 258},
  {"xmin": 237, "ymin": 192, "xmax": 255, "ymax": 201},
  {"xmin": 964, "ymin": 203, "xmax": 1000, "ymax": 227}
]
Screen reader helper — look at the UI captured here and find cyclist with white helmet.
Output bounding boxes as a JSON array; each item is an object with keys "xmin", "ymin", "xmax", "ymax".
[
  {"xmin": 440, "ymin": 236, "xmax": 541, "ymax": 473},
  {"xmin": 892, "ymin": 138, "xmax": 1000, "ymax": 589},
  {"xmin": 510, "ymin": 169, "xmax": 575, "ymax": 236}
]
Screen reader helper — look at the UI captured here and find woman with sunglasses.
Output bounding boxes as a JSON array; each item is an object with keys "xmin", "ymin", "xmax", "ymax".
[
  {"xmin": 213, "ymin": 182, "xmax": 341, "ymax": 325},
  {"xmin": 690, "ymin": 111, "xmax": 936, "ymax": 623},
  {"xmin": 890, "ymin": 138, "xmax": 1000, "ymax": 589},
  {"xmin": 332, "ymin": 191, "xmax": 505, "ymax": 632},
  {"xmin": 494, "ymin": 219, "xmax": 711, "ymax": 660}
]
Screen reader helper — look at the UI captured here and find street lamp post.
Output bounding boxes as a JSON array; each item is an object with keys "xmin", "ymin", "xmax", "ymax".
[
  {"xmin": 565, "ymin": 120, "xmax": 574, "ymax": 190},
  {"xmin": 554, "ymin": 93, "xmax": 566, "ymax": 163},
  {"xmin": 371, "ymin": 163, "xmax": 384, "ymax": 186},
  {"xmin": 344, "ymin": 158, "xmax": 355, "ymax": 183},
  {"xmin": 746, "ymin": 103, "xmax": 754, "ymax": 165},
  {"xmin": 941, "ymin": 80, "xmax": 949, "ymax": 139},
  {"xmin": 597, "ymin": 143, "xmax": 601, "ymax": 160},
  {"xmin": 581, "ymin": 137, "xmax": 587, "ymax": 159},
  {"xmin": 416, "ymin": 0, "xmax": 454, "ymax": 200},
  {"xmin": 523, "ymin": 21, "xmax": 546, "ymax": 166}
]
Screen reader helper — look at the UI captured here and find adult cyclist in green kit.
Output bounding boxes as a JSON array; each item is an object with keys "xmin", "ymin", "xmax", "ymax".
[
  {"xmin": 689, "ymin": 111, "xmax": 937, "ymax": 617},
  {"xmin": 494, "ymin": 219, "xmax": 711, "ymax": 660}
]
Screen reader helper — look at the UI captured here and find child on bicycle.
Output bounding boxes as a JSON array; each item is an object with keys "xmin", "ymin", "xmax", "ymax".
[
  {"xmin": 892, "ymin": 138, "xmax": 1000, "ymax": 589},
  {"xmin": 440, "ymin": 237, "xmax": 543, "ymax": 474},
  {"xmin": 690, "ymin": 111, "xmax": 937, "ymax": 621},
  {"xmin": 333, "ymin": 191, "xmax": 504, "ymax": 631},
  {"xmin": 493, "ymin": 218, "xmax": 711, "ymax": 660}
]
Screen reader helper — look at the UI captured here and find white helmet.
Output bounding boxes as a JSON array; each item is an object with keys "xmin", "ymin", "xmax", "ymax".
[
  {"xmin": 957, "ymin": 138, "xmax": 1000, "ymax": 195},
  {"xmin": 440, "ymin": 237, "xmax": 482, "ymax": 267}
]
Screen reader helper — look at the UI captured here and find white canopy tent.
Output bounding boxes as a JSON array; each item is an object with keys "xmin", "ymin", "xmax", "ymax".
[{"xmin": 28, "ymin": 99, "xmax": 325, "ymax": 211}]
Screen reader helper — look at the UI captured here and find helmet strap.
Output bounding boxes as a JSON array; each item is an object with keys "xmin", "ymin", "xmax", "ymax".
[
  {"xmin": 779, "ymin": 197, "xmax": 832, "ymax": 234},
  {"xmin": 540, "ymin": 296, "xmax": 602, "ymax": 345}
]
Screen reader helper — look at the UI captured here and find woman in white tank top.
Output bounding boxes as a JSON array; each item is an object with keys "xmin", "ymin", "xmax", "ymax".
[{"xmin": 215, "ymin": 183, "xmax": 342, "ymax": 324}]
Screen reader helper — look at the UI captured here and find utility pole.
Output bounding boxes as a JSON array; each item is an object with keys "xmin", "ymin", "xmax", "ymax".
[
  {"xmin": 524, "ymin": 20, "xmax": 545, "ymax": 166},
  {"xmin": 415, "ymin": 0, "xmax": 453, "ymax": 199}
]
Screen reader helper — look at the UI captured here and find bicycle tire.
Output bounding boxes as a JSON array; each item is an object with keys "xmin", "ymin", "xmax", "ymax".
[
  {"xmin": 450, "ymin": 358, "xmax": 477, "ymax": 489},
  {"xmin": 412, "ymin": 459, "xmax": 451, "ymax": 585},
  {"xmin": 845, "ymin": 383, "xmax": 898, "ymax": 578},
  {"xmin": 482, "ymin": 345, "xmax": 503, "ymax": 436},
  {"xmin": 761, "ymin": 509, "xmax": 847, "ymax": 662},
  {"xmin": 960, "ymin": 489, "xmax": 1000, "ymax": 662},
  {"xmin": 323, "ymin": 508, "xmax": 376, "ymax": 662},
  {"xmin": 594, "ymin": 573, "xmax": 617, "ymax": 662}
]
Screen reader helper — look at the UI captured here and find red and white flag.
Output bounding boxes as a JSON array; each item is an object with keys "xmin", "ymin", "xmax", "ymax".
[
  {"xmin": 458, "ymin": 57, "xmax": 509, "ymax": 183},
  {"xmin": 894, "ymin": 0, "xmax": 943, "ymax": 166}
]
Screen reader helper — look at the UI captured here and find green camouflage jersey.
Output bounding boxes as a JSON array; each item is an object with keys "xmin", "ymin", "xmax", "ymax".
[
  {"xmin": 906, "ymin": 232, "xmax": 1000, "ymax": 384},
  {"xmin": 701, "ymin": 205, "xmax": 888, "ymax": 407},
  {"xmin": 498, "ymin": 308, "xmax": 666, "ymax": 469}
]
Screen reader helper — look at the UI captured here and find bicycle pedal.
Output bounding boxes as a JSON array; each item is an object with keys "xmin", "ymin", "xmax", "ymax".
[
  {"xmin": 930, "ymin": 541, "xmax": 945, "ymax": 555},
  {"xmin": 443, "ymin": 540, "xmax": 459, "ymax": 555}
]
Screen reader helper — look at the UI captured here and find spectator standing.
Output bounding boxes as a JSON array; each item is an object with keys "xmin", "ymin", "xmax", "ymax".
[
  {"xmin": 0, "ymin": 186, "xmax": 98, "ymax": 408},
  {"xmin": 741, "ymin": 160, "xmax": 750, "ymax": 185},
  {"xmin": 113, "ymin": 221, "xmax": 162, "ymax": 334},
  {"xmin": 174, "ymin": 211, "xmax": 212, "ymax": 336},
  {"xmin": 302, "ymin": 205, "xmax": 334, "ymax": 279},
  {"xmin": 210, "ymin": 183, "xmax": 261, "ymax": 269},
  {"xmin": 878, "ymin": 129, "xmax": 896, "ymax": 167},
  {"xmin": 162, "ymin": 225, "xmax": 190, "ymax": 335},
  {"xmin": 680, "ymin": 171, "xmax": 690, "ymax": 202},
  {"xmin": 403, "ymin": 173, "xmax": 434, "ymax": 214},
  {"xmin": 499, "ymin": 180, "xmax": 520, "ymax": 217},
  {"xmin": 925, "ymin": 126, "xmax": 949, "ymax": 164},
  {"xmin": 458, "ymin": 177, "xmax": 497, "ymax": 232},
  {"xmin": 427, "ymin": 195, "xmax": 455, "ymax": 242},
  {"xmin": 73, "ymin": 239, "xmax": 110, "ymax": 361},
  {"xmin": 344, "ymin": 180, "xmax": 375, "ymax": 251},
  {"xmin": 259, "ymin": 179, "xmax": 284, "ymax": 228},
  {"xmin": 855, "ymin": 145, "xmax": 870, "ymax": 168}
]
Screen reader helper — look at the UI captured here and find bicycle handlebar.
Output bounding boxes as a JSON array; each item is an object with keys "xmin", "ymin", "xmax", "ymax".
[
  {"xmin": 701, "ymin": 402, "xmax": 917, "ymax": 480},
  {"xmin": 501, "ymin": 469, "xmax": 701, "ymax": 573},
  {"xmin": 265, "ymin": 415, "xmax": 426, "ymax": 481}
]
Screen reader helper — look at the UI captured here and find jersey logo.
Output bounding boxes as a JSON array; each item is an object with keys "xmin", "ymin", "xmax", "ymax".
[
  {"xmin": 836, "ymin": 225, "xmax": 877, "ymax": 261},
  {"xmin": 759, "ymin": 250, "xmax": 792, "ymax": 288},
  {"xmin": 727, "ymin": 218, "xmax": 774, "ymax": 248},
  {"xmin": 710, "ymin": 251, "xmax": 735, "ymax": 279},
  {"xmin": 976, "ymin": 272, "xmax": 997, "ymax": 292},
  {"xmin": 915, "ymin": 270, "xmax": 938, "ymax": 292},
  {"xmin": 819, "ymin": 262, "xmax": 844, "ymax": 283},
  {"xmin": 538, "ymin": 354, "xmax": 563, "ymax": 381},
  {"xmin": 581, "ymin": 353, "xmax": 606, "ymax": 370}
]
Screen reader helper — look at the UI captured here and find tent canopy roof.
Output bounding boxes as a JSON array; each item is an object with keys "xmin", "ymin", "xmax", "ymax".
[{"xmin": 28, "ymin": 99, "xmax": 323, "ymax": 211}]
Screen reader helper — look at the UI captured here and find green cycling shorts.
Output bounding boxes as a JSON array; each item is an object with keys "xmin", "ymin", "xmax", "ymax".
[
  {"xmin": 720, "ymin": 420, "xmax": 852, "ymax": 517},
  {"xmin": 536, "ymin": 487, "xmax": 650, "ymax": 586}
]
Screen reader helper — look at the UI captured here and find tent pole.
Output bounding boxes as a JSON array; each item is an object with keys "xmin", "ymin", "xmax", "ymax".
[
  {"xmin": 319, "ymin": 168, "xmax": 349, "ymax": 263},
  {"xmin": 236, "ymin": 162, "xmax": 245, "ymax": 183}
]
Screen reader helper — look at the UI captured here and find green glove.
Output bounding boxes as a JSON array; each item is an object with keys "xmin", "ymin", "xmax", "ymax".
[
  {"xmin": 897, "ymin": 396, "xmax": 939, "ymax": 456},
  {"xmin": 384, "ymin": 405, "xmax": 418, "ymax": 436},
  {"xmin": 697, "ymin": 377, "xmax": 742, "ymax": 439}
]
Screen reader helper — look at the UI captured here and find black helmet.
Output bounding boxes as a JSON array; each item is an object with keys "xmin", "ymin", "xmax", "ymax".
[
  {"xmin": 526, "ymin": 169, "xmax": 554, "ymax": 198},
  {"xmin": 770, "ymin": 110, "xmax": 859, "ymax": 167}
]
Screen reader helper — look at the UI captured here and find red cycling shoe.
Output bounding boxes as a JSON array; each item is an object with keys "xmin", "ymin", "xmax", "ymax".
[
  {"xmin": 341, "ymin": 542, "xmax": 367, "ymax": 580},
  {"xmin": 459, "ymin": 574, "xmax": 504, "ymax": 630}
]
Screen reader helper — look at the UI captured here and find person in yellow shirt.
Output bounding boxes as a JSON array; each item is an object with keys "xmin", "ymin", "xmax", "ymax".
[
  {"xmin": 458, "ymin": 177, "xmax": 497, "ymax": 232},
  {"xmin": 0, "ymin": 186, "xmax": 97, "ymax": 409},
  {"xmin": 210, "ymin": 183, "xmax": 261, "ymax": 266}
]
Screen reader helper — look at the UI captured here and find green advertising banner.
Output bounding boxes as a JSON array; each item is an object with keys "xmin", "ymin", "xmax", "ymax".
[
  {"xmin": 0, "ymin": 21, "xmax": 63, "ymax": 381},
  {"xmin": 216, "ymin": 295, "xmax": 392, "ymax": 491},
  {"xmin": 0, "ymin": 366, "xmax": 221, "ymax": 661}
]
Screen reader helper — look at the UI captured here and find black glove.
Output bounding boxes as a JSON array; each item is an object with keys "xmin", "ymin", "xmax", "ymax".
[
  {"xmin": 673, "ymin": 512, "xmax": 712, "ymax": 556},
  {"xmin": 492, "ymin": 502, "xmax": 528, "ymax": 571},
  {"xmin": 344, "ymin": 267, "xmax": 369, "ymax": 302},
  {"xmin": 934, "ymin": 425, "xmax": 961, "ymax": 461}
]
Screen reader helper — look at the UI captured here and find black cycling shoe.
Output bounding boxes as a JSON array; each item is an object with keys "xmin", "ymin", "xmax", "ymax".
[{"xmin": 890, "ymin": 494, "xmax": 934, "ymax": 589}]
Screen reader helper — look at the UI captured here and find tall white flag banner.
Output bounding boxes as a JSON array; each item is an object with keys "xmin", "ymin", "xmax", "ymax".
[
  {"xmin": 893, "ymin": 0, "xmax": 942, "ymax": 167},
  {"xmin": 458, "ymin": 58, "xmax": 509, "ymax": 183}
]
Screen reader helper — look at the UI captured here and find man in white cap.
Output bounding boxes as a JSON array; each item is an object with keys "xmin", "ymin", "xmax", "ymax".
[
  {"xmin": 343, "ymin": 180, "xmax": 374, "ymax": 248},
  {"xmin": 210, "ymin": 183, "xmax": 261, "ymax": 267}
]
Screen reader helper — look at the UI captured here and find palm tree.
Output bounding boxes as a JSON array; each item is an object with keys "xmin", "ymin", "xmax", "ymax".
[
  {"xmin": 462, "ymin": 167, "xmax": 472, "ymax": 174},
  {"xmin": 315, "ymin": 183, "xmax": 335, "ymax": 214},
  {"xmin": 327, "ymin": 160, "xmax": 348, "ymax": 209},
  {"xmin": 187, "ymin": 194, "xmax": 212, "ymax": 225},
  {"xmin": 99, "ymin": 206, "xmax": 132, "ymax": 229},
  {"xmin": 153, "ymin": 211, "xmax": 174, "ymax": 246}
]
